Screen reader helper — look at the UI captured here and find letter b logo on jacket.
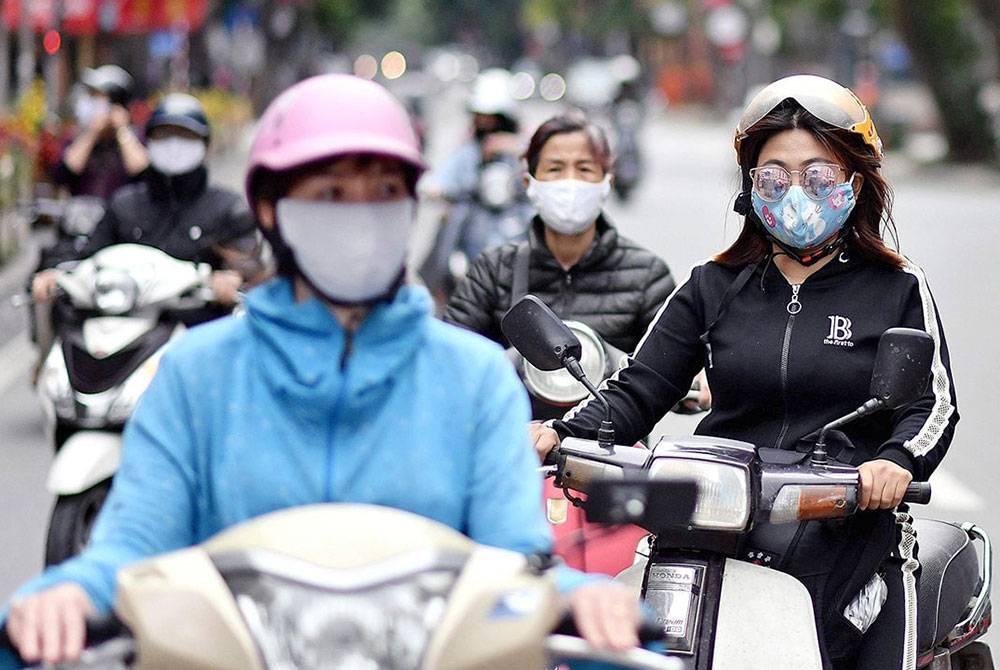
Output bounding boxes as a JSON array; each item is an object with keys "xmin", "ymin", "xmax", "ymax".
[{"xmin": 825, "ymin": 315, "xmax": 854, "ymax": 347}]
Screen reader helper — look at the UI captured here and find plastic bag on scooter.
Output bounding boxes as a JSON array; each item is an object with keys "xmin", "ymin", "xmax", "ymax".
[{"xmin": 843, "ymin": 571, "xmax": 888, "ymax": 633}]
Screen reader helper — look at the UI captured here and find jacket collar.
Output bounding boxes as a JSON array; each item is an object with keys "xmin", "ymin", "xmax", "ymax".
[
  {"xmin": 244, "ymin": 277, "xmax": 432, "ymax": 409},
  {"xmin": 148, "ymin": 165, "xmax": 208, "ymax": 203},
  {"xmin": 528, "ymin": 214, "xmax": 618, "ymax": 271},
  {"xmin": 756, "ymin": 245, "xmax": 862, "ymax": 292}
]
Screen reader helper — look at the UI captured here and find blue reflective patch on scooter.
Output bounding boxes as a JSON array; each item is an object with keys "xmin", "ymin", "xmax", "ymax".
[{"xmin": 488, "ymin": 588, "xmax": 543, "ymax": 619}]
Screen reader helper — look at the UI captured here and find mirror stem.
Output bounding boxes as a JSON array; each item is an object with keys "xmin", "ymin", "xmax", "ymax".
[
  {"xmin": 811, "ymin": 398, "xmax": 884, "ymax": 465},
  {"xmin": 564, "ymin": 356, "xmax": 616, "ymax": 450}
]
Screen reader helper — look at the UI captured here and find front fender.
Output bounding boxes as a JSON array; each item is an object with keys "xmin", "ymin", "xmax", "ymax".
[
  {"xmin": 46, "ymin": 430, "xmax": 122, "ymax": 495},
  {"xmin": 621, "ymin": 556, "xmax": 822, "ymax": 670}
]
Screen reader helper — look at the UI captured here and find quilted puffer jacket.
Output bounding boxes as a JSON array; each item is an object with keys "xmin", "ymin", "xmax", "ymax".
[{"xmin": 444, "ymin": 216, "xmax": 675, "ymax": 353}]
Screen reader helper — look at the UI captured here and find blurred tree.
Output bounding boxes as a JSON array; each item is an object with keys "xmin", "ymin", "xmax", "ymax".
[
  {"xmin": 971, "ymin": 0, "xmax": 1000, "ymax": 59},
  {"xmin": 314, "ymin": 0, "xmax": 396, "ymax": 46},
  {"xmin": 423, "ymin": 0, "xmax": 525, "ymax": 64},
  {"xmin": 888, "ymin": 0, "xmax": 996, "ymax": 162}
]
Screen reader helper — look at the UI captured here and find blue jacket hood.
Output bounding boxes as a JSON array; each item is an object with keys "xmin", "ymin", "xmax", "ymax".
[{"xmin": 244, "ymin": 278, "xmax": 432, "ymax": 410}]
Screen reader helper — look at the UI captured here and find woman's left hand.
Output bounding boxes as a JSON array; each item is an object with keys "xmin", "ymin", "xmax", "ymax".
[{"xmin": 858, "ymin": 459, "xmax": 913, "ymax": 510}]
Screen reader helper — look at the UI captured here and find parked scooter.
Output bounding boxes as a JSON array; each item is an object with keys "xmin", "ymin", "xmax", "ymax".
[
  {"xmin": 502, "ymin": 295, "xmax": 993, "ymax": 670},
  {"xmin": 33, "ymin": 243, "xmax": 217, "ymax": 565},
  {"xmin": 0, "ymin": 504, "xmax": 685, "ymax": 670}
]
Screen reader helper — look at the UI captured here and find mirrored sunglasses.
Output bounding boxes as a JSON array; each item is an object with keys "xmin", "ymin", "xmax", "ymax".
[{"xmin": 749, "ymin": 163, "xmax": 845, "ymax": 202}]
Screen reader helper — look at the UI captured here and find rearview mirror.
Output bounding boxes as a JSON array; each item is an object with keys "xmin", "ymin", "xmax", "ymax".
[
  {"xmin": 501, "ymin": 295, "xmax": 582, "ymax": 371},
  {"xmin": 870, "ymin": 328, "xmax": 934, "ymax": 409},
  {"xmin": 585, "ymin": 475, "xmax": 698, "ymax": 534}
]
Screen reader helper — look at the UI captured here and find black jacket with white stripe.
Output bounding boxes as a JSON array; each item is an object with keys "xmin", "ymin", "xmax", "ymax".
[{"xmin": 553, "ymin": 250, "xmax": 957, "ymax": 481}]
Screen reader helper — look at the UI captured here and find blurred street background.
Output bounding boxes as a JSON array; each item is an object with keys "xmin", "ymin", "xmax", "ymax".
[{"xmin": 0, "ymin": 0, "xmax": 998, "ymax": 650}]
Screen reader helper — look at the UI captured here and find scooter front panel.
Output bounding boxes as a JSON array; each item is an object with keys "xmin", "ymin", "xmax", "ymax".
[{"xmin": 713, "ymin": 558, "xmax": 822, "ymax": 670}]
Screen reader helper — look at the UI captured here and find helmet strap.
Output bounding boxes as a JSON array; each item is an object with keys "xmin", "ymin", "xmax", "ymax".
[{"xmin": 762, "ymin": 224, "xmax": 848, "ymax": 267}]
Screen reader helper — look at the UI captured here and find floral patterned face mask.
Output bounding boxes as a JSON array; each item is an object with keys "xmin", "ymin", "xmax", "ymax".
[{"xmin": 751, "ymin": 177, "xmax": 857, "ymax": 251}]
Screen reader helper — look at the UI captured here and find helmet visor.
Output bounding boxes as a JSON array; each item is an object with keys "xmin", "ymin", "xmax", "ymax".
[{"xmin": 735, "ymin": 75, "xmax": 882, "ymax": 161}]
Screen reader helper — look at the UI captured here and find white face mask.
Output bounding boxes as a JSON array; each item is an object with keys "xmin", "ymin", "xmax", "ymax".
[
  {"xmin": 147, "ymin": 137, "xmax": 207, "ymax": 175},
  {"xmin": 276, "ymin": 198, "xmax": 415, "ymax": 304},
  {"xmin": 526, "ymin": 175, "xmax": 610, "ymax": 235},
  {"xmin": 74, "ymin": 95, "xmax": 111, "ymax": 127}
]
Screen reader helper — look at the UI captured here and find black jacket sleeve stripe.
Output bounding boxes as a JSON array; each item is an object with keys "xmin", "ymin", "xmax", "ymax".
[
  {"xmin": 559, "ymin": 262, "xmax": 703, "ymax": 426},
  {"xmin": 900, "ymin": 261, "xmax": 956, "ymax": 458}
]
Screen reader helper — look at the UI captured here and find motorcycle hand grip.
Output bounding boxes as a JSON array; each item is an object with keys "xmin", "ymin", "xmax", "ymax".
[
  {"xmin": 0, "ymin": 613, "xmax": 126, "ymax": 667},
  {"xmin": 543, "ymin": 445, "xmax": 562, "ymax": 467},
  {"xmin": 0, "ymin": 625, "xmax": 26, "ymax": 667},
  {"xmin": 903, "ymin": 481, "xmax": 932, "ymax": 505}
]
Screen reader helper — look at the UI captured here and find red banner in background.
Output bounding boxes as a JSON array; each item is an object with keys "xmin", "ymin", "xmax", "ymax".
[{"xmin": 3, "ymin": 0, "xmax": 207, "ymax": 35}]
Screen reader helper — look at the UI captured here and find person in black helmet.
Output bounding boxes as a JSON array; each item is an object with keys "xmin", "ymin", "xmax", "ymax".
[
  {"xmin": 53, "ymin": 65, "xmax": 149, "ymax": 202},
  {"xmin": 32, "ymin": 93, "xmax": 269, "ymax": 317}
]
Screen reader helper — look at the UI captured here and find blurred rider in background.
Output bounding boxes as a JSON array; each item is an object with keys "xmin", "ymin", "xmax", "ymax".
[
  {"xmin": 32, "ymin": 93, "xmax": 267, "ymax": 319},
  {"xmin": 52, "ymin": 65, "xmax": 149, "ymax": 202},
  {"xmin": 418, "ymin": 68, "xmax": 534, "ymax": 306}
]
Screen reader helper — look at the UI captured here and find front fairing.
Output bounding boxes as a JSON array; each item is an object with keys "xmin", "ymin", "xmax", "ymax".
[{"xmin": 114, "ymin": 505, "xmax": 560, "ymax": 670}]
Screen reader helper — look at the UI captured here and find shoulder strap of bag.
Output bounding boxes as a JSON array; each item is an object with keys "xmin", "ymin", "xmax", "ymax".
[
  {"xmin": 509, "ymin": 241, "xmax": 532, "ymax": 305},
  {"xmin": 699, "ymin": 262, "xmax": 757, "ymax": 368}
]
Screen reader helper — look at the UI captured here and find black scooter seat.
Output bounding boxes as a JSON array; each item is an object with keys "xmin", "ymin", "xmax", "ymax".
[{"xmin": 914, "ymin": 518, "xmax": 980, "ymax": 652}]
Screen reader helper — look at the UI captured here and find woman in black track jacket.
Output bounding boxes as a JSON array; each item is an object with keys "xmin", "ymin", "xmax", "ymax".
[{"xmin": 532, "ymin": 75, "xmax": 957, "ymax": 670}]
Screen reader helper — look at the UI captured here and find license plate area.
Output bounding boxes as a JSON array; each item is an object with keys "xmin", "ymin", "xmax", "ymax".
[{"xmin": 644, "ymin": 561, "xmax": 705, "ymax": 654}]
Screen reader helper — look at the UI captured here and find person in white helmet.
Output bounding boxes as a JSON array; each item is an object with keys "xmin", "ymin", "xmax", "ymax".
[
  {"xmin": 2, "ymin": 73, "xmax": 644, "ymax": 667},
  {"xmin": 419, "ymin": 69, "xmax": 535, "ymax": 305}
]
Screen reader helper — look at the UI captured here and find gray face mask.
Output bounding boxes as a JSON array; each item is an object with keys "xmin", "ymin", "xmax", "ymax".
[{"xmin": 276, "ymin": 198, "xmax": 415, "ymax": 304}]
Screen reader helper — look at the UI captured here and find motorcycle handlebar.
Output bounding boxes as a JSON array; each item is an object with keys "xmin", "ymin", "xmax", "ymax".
[
  {"xmin": 0, "ymin": 614, "xmax": 126, "ymax": 666},
  {"xmin": 903, "ymin": 481, "xmax": 932, "ymax": 505}
]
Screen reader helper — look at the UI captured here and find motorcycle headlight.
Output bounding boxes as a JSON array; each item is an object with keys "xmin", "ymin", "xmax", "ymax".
[
  {"xmin": 647, "ymin": 457, "xmax": 750, "ymax": 530},
  {"xmin": 522, "ymin": 321, "xmax": 608, "ymax": 405},
  {"xmin": 94, "ymin": 269, "xmax": 138, "ymax": 315},
  {"xmin": 219, "ymin": 552, "xmax": 462, "ymax": 670}
]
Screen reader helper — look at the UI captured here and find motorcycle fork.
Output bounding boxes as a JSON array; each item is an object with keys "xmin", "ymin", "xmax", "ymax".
[{"xmin": 641, "ymin": 548, "xmax": 725, "ymax": 670}]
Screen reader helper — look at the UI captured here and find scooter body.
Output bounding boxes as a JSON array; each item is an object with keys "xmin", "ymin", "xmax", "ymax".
[
  {"xmin": 510, "ymin": 320, "xmax": 649, "ymax": 576},
  {"xmin": 557, "ymin": 433, "xmax": 993, "ymax": 669},
  {"xmin": 501, "ymin": 298, "xmax": 993, "ymax": 669},
  {"xmin": 3, "ymin": 505, "xmax": 682, "ymax": 670},
  {"xmin": 36, "ymin": 243, "xmax": 215, "ymax": 564}
]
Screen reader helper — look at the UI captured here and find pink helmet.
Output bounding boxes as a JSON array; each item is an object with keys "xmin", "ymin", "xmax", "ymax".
[{"xmin": 245, "ymin": 74, "xmax": 425, "ymax": 208}]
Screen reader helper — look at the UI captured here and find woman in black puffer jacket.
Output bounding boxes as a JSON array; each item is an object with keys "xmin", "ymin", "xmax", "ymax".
[{"xmin": 443, "ymin": 113, "xmax": 675, "ymax": 355}]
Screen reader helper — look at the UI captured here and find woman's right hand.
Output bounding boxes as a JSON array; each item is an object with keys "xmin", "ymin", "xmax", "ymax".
[
  {"xmin": 6, "ymin": 583, "xmax": 94, "ymax": 664},
  {"xmin": 529, "ymin": 422, "xmax": 561, "ymax": 463}
]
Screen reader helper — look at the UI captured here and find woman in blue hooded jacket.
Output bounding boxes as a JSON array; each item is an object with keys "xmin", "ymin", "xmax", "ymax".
[{"xmin": 2, "ymin": 74, "xmax": 641, "ymax": 666}]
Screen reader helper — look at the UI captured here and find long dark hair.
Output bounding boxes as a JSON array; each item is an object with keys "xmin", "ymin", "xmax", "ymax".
[{"xmin": 716, "ymin": 102, "xmax": 903, "ymax": 270}]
